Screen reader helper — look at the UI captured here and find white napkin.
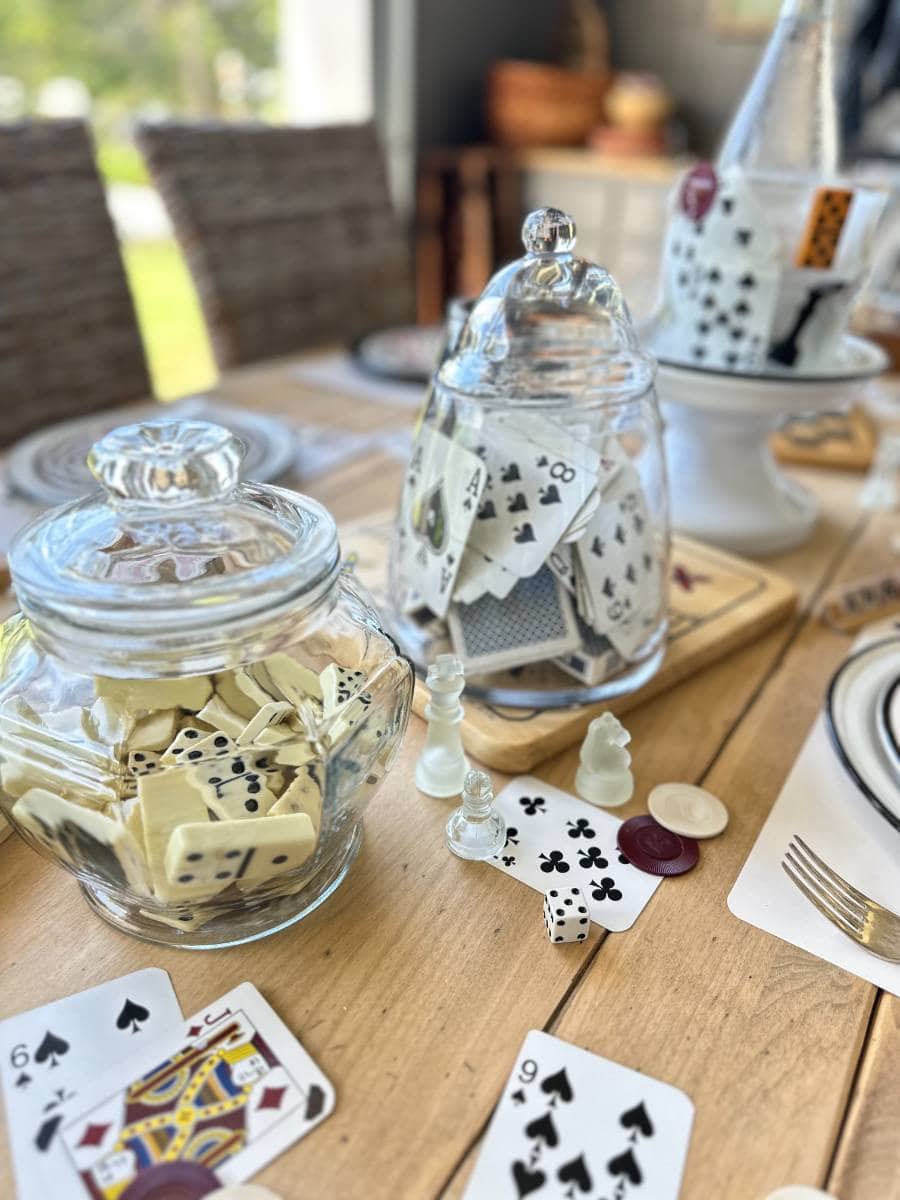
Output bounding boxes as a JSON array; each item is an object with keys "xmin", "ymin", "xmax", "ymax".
[{"xmin": 728, "ymin": 623, "xmax": 900, "ymax": 996}]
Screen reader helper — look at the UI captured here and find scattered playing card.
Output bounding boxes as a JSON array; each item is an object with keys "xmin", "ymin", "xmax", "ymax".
[
  {"xmin": 488, "ymin": 776, "xmax": 662, "ymax": 931},
  {"xmin": 464, "ymin": 1029, "xmax": 694, "ymax": 1200},
  {"xmin": 0, "ymin": 970, "xmax": 182, "ymax": 1200},
  {"xmin": 37, "ymin": 981, "xmax": 334, "ymax": 1197}
]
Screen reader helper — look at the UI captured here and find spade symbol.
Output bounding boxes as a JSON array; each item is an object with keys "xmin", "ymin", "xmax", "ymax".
[
  {"xmin": 507, "ymin": 492, "xmax": 528, "ymax": 514},
  {"xmin": 477, "ymin": 499, "xmax": 497, "ymax": 520},
  {"xmin": 512, "ymin": 1160, "xmax": 546, "ymax": 1197},
  {"xmin": 412, "ymin": 484, "xmax": 447, "ymax": 553},
  {"xmin": 15, "ymin": 1072, "xmax": 32, "ymax": 1089},
  {"xmin": 510, "ymin": 1088, "xmax": 527, "ymax": 1105},
  {"xmin": 540, "ymin": 1067, "xmax": 574, "ymax": 1104},
  {"xmin": 525, "ymin": 1111, "xmax": 559, "ymax": 1148},
  {"xmin": 735, "ymin": 228, "xmax": 752, "ymax": 245},
  {"xmin": 34, "ymin": 1114, "xmax": 62, "ymax": 1153},
  {"xmin": 591, "ymin": 536, "xmax": 605, "ymax": 558},
  {"xmin": 607, "ymin": 1147, "xmax": 642, "ymax": 1184},
  {"xmin": 620, "ymin": 1100, "xmax": 654, "ymax": 1138},
  {"xmin": 34, "ymin": 1031, "xmax": 69, "ymax": 1068},
  {"xmin": 513, "ymin": 523, "xmax": 536, "ymax": 545},
  {"xmin": 116, "ymin": 999, "xmax": 150, "ymax": 1034},
  {"xmin": 501, "ymin": 463, "xmax": 521, "ymax": 483},
  {"xmin": 538, "ymin": 484, "xmax": 561, "ymax": 506},
  {"xmin": 557, "ymin": 1153, "xmax": 592, "ymax": 1192},
  {"xmin": 304, "ymin": 1082, "xmax": 327, "ymax": 1121}
]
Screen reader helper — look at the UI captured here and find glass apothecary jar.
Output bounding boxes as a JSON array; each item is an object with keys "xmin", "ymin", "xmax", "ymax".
[
  {"xmin": 0, "ymin": 419, "xmax": 412, "ymax": 948},
  {"xmin": 388, "ymin": 207, "xmax": 670, "ymax": 706}
]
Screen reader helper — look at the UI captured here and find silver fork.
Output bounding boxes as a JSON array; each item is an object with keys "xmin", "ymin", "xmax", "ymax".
[{"xmin": 781, "ymin": 836, "xmax": 900, "ymax": 963}]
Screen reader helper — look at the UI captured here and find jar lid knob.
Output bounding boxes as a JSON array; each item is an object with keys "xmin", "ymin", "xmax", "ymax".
[
  {"xmin": 521, "ymin": 206, "xmax": 577, "ymax": 255},
  {"xmin": 87, "ymin": 418, "xmax": 245, "ymax": 505}
]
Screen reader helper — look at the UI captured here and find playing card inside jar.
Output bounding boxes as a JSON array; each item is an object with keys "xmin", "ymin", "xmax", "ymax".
[
  {"xmin": 388, "ymin": 206, "xmax": 670, "ymax": 707},
  {"xmin": 0, "ymin": 417, "xmax": 412, "ymax": 948}
]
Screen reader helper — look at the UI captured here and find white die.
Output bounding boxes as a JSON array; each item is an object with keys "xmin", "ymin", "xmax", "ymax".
[{"xmin": 543, "ymin": 886, "xmax": 590, "ymax": 943}]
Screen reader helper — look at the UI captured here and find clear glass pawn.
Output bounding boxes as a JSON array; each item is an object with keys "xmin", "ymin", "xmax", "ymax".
[{"xmin": 445, "ymin": 769, "xmax": 506, "ymax": 861}]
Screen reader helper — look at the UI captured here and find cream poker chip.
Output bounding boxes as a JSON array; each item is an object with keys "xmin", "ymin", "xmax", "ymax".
[{"xmin": 647, "ymin": 782, "xmax": 728, "ymax": 839}]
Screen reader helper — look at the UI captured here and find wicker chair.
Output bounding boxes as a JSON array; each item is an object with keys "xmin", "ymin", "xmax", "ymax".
[
  {"xmin": 136, "ymin": 121, "xmax": 414, "ymax": 369},
  {"xmin": 0, "ymin": 120, "xmax": 152, "ymax": 447}
]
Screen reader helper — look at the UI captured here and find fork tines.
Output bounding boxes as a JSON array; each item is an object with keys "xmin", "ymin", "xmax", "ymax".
[{"xmin": 782, "ymin": 836, "xmax": 868, "ymax": 942}]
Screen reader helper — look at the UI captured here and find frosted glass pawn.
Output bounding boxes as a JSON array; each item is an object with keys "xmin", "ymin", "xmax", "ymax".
[
  {"xmin": 575, "ymin": 713, "xmax": 634, "ymax": 808},
  {"xmin": 446, "ymin": 769, "xmax": 506, "ymax": 860},
  {"xmin": 415, "ymin": 654, "xmax": 469, "ymax": 798}
]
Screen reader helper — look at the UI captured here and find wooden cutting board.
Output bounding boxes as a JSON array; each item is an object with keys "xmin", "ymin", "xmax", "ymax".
[{"xmin": 341, "ymin": 515, "xmax": 798, "ymax": 772}]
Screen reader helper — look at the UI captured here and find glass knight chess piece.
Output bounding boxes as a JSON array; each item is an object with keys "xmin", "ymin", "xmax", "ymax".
[
  {"xmin": 445, "ymin": 769, "xmax": 506, "ymax": 861},
  {"xmin": 389, "ymin": 207, "xmax": 670, "ymax": 709}
]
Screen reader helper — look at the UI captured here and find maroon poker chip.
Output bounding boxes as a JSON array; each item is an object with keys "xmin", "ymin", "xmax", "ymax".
[
  {"xmin": 679, "ymin": 162, "xmax": 717, "ymax": 221},
  {"xmin": 119, "ymin": 1162, "xmax": 221, "ymax": 1200},
  {"xmin": 617, "ymin": 815, "xmax": 699, "ymax": 877}
]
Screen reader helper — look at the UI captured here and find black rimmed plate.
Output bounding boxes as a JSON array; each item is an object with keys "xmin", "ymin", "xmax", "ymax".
[
  {"xmin": 877, "ymin": 673, "xmax": 900, "ymax": 776},
  {"xmin": 825, "ymin": 636, "xmax": 900, "ymax": 832},
  {"xmin": 351, "ymin": 324, "xmax": 444, "ymax": 384}
]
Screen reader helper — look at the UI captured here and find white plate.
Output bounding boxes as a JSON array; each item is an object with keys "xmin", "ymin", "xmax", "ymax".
[
  {"xmin": 7, "ymin": 396, "xmax": 298, "ymax": 505},
  {"xmin": 877, "ymin": 673, "xmax": 900, "ymax": 778},
  {"xmin": 825, "ymin": 636, "xmax": 900, "ymax": 831}
]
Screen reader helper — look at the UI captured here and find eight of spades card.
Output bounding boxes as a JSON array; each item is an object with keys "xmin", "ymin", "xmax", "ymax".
[
  {"xmin": 0, "ymin": 969, "xmax": 182, "ymax": 1200},
  {"xmin": 463, "ymin": 1030, "xmax": 694, "ymax": 1200},
  {"xmin": 488, "ymin": 777, "xmax": 661, "ymax": 932},
  {"xmin": 575, "ymin": 467, "xmax": 661, "ymax": 657},
  {"xmin": 465, "ymin": 418, "xmax": 606, "ymax": 582},
  {"xmin": 397, "ymin": 421, "xmax": 487, "ymax": 618},
  {"xmin": 41, "ymin": 981, "xmax": 334, "ymax": 1198}
]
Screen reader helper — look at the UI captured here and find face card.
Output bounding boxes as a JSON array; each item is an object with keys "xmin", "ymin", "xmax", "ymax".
[
  {"xmin": 0, "ymin": 970, "xmax": 182, "ymax": 1200},
  {"xmin": 397, "ymin": 422, "xmax": 487, "ymax": 618},
  {"xmin": 447, "ymin": 569, "xmax": 581, "ymax": 674},
  {"xmin": 488, "ymin": 776, "xmax": 661, "ymax": 931},
  {"xmin": 463, "ymin": 1030, "xmax": 694, "ymax": 1200},
  {"xmin": 39, "ymin": 982, "xmax": 334, "ymax": 1198}
]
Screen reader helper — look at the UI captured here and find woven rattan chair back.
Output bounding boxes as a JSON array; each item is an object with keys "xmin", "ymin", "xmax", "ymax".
[
  {"xmin": 136, "ymin": 121, "xmax": 413, "ymax": 369},
  {"xmin": 0, "ymin": 120, "xmax": 151, "ymax": 447}
]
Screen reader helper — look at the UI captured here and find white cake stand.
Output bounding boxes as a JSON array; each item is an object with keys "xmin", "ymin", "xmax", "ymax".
[{"xmin": 657, "ymin": 335, "xmax": 888, "ymax": 556}]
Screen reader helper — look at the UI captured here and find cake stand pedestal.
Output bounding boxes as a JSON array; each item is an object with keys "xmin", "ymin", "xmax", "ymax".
[{"xmin": 657, "ymin": 337, "xmax": 886, "ymax": 557}]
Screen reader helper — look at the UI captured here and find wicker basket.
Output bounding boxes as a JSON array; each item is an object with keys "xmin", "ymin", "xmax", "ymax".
[{"xmin": 486, "ymin": 60, "xmax": 609, "ymax": 147}]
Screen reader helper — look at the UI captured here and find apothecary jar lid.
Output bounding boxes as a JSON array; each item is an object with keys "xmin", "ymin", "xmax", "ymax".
[
  {"xmin": 438, "ymin": 206, "xmax": 656, "ymax": 406},
  {"xmin": 9, "ymin": 418, "xmax": 339, "ymax": 676}
]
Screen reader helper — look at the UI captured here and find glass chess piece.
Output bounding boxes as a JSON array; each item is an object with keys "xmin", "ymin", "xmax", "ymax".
[
  {"xmin": 415, "ymin": 654, "xmax": 469, "ymax": 798},
  {"xmin": 445, "ymin": 769, "xmax": 506, "ymax": 861}
]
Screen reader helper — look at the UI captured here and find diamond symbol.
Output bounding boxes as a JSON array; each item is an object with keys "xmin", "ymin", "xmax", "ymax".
[
  {"xmin": 257, "ymin": 1086, "xmax": 287, "ymax": 1111},
  {"xmin": 77, "ymin": 1122, "xmax": 111, "ymax": 1148}
]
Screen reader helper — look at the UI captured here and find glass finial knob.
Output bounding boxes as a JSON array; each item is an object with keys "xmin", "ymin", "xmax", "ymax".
[
  {"xmin": 88, "ymin": 418, "xmax": 245, "ymax": 505},
  {"xmin": 521, "ymin": 207, "xmax": 577, "ymax": 255}
]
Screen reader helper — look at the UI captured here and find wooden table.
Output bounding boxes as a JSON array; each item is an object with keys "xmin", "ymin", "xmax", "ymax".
[{"xmin": 2, "ymin": 355, "xmax": 900, "ymax": 1200}]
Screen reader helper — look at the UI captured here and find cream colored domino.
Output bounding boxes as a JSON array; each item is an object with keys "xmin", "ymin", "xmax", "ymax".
[
  {"xmin": 213, "ymin": 668, "xmax": 276, "ymax": 719},
  {"xmin": 139, "ymin": 904, "xmax": 229, "ymax": 932},
  {"xmin": 269, "ymin": 767, "xmax": 322, "ymax": 836},
  {"xmin": 253, "ymin": 724, "xmax": 295, "ymax": 747},
  {"xmin": 165, "ymin": 812, "xmax": 316, "ymax": 890},
  {"xmin": 95, "ymin": 674, "xmax": 213, "ymax": 713},
  {"xmin": 124, "ymin": 798, "xmax": 145, "ymax": 848},
  {"xmin": 319, "ymin": 663, "xmax": 370, "ymax": 717},
  {"xmin": 12, "ymin": 787, "xmax": 149, "ymax": 894},
  {"xmin": 273, "ymin": 739, "xmax": 317, "ymax": 768},
  {"xmin": 252, "ymin": 652, "xmax": 323, "ymax": 704},
  {"xmin": 90, "ymin": 696, "xmax": 135, "ymax": 752},
  {"xmin": 160, "ymin": 726, "xmax": 209, "ymax": 765},
  {"xmin": 129, "ymin": 709, "xmax": 179, "ymax": 752},
  {"xmin": 196, "ymin": 695, "xmax": 247, "ymax": 740},
  {"xmin": 127, "ymin": 749, "xmax": 161, "ymax": 777},
  {"xmin": 189, "ymin": 758, "xmax": 278, "ymax": 821},
  {"xmin": 236, "ymin": 701, "xmax": 293, "ymax": 746},
  {"xmin": 137, "ymin": 768, "xmax": 210, "ymax": 901}
]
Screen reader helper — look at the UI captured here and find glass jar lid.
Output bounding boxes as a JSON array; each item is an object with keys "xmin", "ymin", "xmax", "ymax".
[
  {"xmin": 438, "ymin": 207, "xmax": 656, "ymax": 406},
  {"xmin": 9, "ymin": 418, "xmax": 340, "ymax": 675}
]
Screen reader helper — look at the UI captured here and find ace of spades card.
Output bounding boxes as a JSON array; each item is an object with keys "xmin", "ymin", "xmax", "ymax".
[
  {"xmin": 463, "ymin": 1030, "xmax": 694, "ymax": 1200},
  {"xmin": 488, "ymin": 777, "xmax": 661, "ymax": 932},
  {"xmin": 0, "ymin": 970, "xmax": 182, "ymax": 1200},
  {"xmin": 397, "ymin": 421, "xmax": 487, "ymax": 618},
  {"xmin": 465, "ymin": 417, "xmax": 604, "ymax": 582}
]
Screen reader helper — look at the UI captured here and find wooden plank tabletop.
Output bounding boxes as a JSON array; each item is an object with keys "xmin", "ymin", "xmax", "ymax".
[{"xmin": 1, "ymin": 355, "xmax": 899, "ymax": 1200}]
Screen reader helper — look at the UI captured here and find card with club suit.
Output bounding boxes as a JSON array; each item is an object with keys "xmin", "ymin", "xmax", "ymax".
[{"xmin": 464, "ymin": 1029, "xmax": 694, "ymax": 1200}]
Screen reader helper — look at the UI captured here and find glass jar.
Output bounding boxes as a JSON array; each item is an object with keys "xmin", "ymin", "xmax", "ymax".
[
  {"xmin": 388, "ymin": 207, "xmax": 670, "ymax": 707},
  {"xmin": 0, "ymin": 418, "xmax": 413, "ymax": 948}
]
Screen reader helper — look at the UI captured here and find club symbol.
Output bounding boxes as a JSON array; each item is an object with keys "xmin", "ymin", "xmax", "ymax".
[
  {"xmin": 716, "ymin": 311, "xmax": 730, "ymax": 326},
  {"xmin": 602, "ymin": 577, "xmax": 616, "ymax": 599},
  {"xmin": 513, "ymin": 523, "xmax": 536, "ymax": 544},
  {"xmin": 519, "ymin": 796, "xmax": 545, "ymax": 816},
  {"xmin": 707, "ymin": 267, "xmax": 721, "ymax": 283},
  {"xmin": 730, "ymin": 327, "xmax": 745, "ymax": 341},
  {"xmin": 625, "ymin": 564, "xmax": 637, "ymax": 584},
  {"xmin": 536, "ymin": 455, "xmax": 549, "ymax": 467},
  {"xmin": 696, "ymin": 321, "xmax": 710, "ymax": 335},
  {"xmin": 721, "ymin": 196, "xmax": 734, "ymax": 214},
  {"xmin": 618, "ymin": 852, "xmax": 631, "ymax": 865},
  {"xmin": 501, "ymin": 463, "xmax": 521, "ymax": 483},
  {"xmin": 539, "ymin": 851, "xmax": 570, "ymax": 874},
  {"xmin": 591, "ymin": 877, "xmax": 623, "ymax": 902},
  {"xmin": 739, "ymin": 273, "xmax": 756, "ymax": 289},
  {"xmin": 505, "ymin": 825, "xmax": 520, "ymax": 845},
  {"xmin": 116, "ymin": 998, "xmax": 150, "ymax": 1034},
  {"xmin": 702, "ymin": 294, "xmax": 716, "ymax": 309},
  {"xmin": 507, "ymin": 492, "xmax": 528, "ymax": 513},
  {"xmin": 735, "ymin": 228, "xmax": 752, "ymax": 245},
  {"xmin": 566, "ymin": 818, "xmax": 596, "ymax": 840},
  {"xmin": 34, "ymin": 1031, "xmax": 69, "ymax": 1069},
  {"xmin": 643, "ymin": 552, "xmax": 653, "ymax": 571},
  {"xmin": 633, "ymin": 513, "xmax": 645, "ymax": 534},
  {"xmin": 677, "ymin": 270, "xmax": 689, "ymax": 286},
  {"xmin": 726, "ymin": 352, "xmax": 739, "ymax": 367},
  {"xmin": 734, "ymin": 300, "xmax": 750, "ymax": 316},
  {"xmin": 500, "ymin": 855, "xmax": 516, "ymax": 867},
  {"xmin": 578, "ymin": 846, "xmax": 608, "ymax": 869},
  {"xmin": 692, "ymin": 345, "xmax": 706, "ymax": 359},
  {"xmin": 538, "ymin": 484, "xmax": 561, "ymax": 506}
]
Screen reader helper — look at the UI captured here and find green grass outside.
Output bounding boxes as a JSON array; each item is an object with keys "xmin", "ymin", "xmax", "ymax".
[{"xmin": 122, "ymin": 239, "xmax": 218, "ymax": 400}]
